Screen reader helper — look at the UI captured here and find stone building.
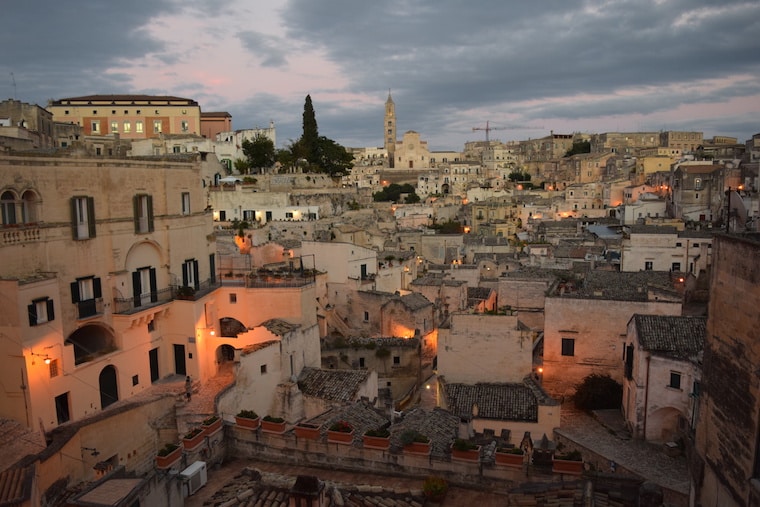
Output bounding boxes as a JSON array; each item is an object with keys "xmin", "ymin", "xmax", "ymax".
[
  {"xmin": 692, "ymin": 233, "xmax": 760, "ymax": 507},
  {"xmin": 0, "ymin": 98, "xmax": 56, "ymax": 149},
  {"xmin": 542, "ymin": 271, "xmax": 683, "ymax": 397},
  {"xmin": 622, "ymin": 314, "xmax": 705, "ymax": 442}
]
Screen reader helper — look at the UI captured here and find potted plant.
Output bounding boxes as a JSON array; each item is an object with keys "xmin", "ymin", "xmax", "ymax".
[
  {"xmin": 495, "ymin": 446, "xmax": 525, "ymax": 466},
  {"xmin": 201, "ymin": 415, "xmax": 222, "ymax": 435},
  {"xmin": 327, "ymin": 420, "xmax": 354, "ymax": 444},
  {"xmin": 400, "ymin": 429, "xmax": 431, "ymax": 455},
  {"xmin": 552, "ymin": 449, "xmax": 584, "ymax": 475},
  {"xmin": 450, "ymin": 438, "xmax": 481, "ymax": 462},
  {"xmin": 363, "ymin": 427, "xmax": 391, "ymax": 450},
  {"xmin": 261, "ymin": 415, "xmax": 287, "ymax": 434},
  {"xmin": 176, "ymin": 285, "xmax": 196, "ymax": 300},
  {"xmin": 235, "ymin": 410, "xmax": 260, "ymax": 429},
  {"xmin": 295, "ymin": 422, "xmax": 322, "ymax": 440},
  {"xmin": 155, "ymin": 442, "xmax": 183, "ymax": 469},
  {"xmin": 422, "ymin": 476, "xmax": 448, "ymax": 503},
  {"xmin": 183, "ymin": 427, "xmax": 205, "ymax": 451}
]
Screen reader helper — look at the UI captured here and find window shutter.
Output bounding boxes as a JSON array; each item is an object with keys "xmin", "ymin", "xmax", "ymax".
[
  {"xmin": 70, "ymin": 281, "xmax": 80, "ymax": 303},
  {"xmin": 86, "ymin": 197, "xmax": 96, "ymax": 238},
  {"xmin": 192, "ymin": 260, "xmax": 200, "ymax": 290},
  {"xmin": 182, "ymin": 262, "xmax": 189, "ymax": 287},
  {"xmin": 46, "ymin": 299, "xmax": 55, "ymax": 322},
  {"xmin": 28, "ymin": 303, "xmax": 37, "ymax": 326},
  {"xmin": 70, "ymin": 198, "xmax": 78, "ymax": 239},
  {"xmin": 209, "ymin": 254, "xmax": 216, "ymax": 284},
  {"xmin": 132, "ymin": 271, "xmax": 141, "ymax": 306},
  {"xmin": 93, "ymin": 277, "xmax": 102, "ymax": 298},
  {"xmin": 149, "ymin": 268, "xmax": 157, "ymax": 302},
  {"xmin": 147, "ymin": 195, "xmax": 154, "ymax": 232},
  {"xmin": 133, "ymin": 195, "xmax": 139, "ymax": 233}
]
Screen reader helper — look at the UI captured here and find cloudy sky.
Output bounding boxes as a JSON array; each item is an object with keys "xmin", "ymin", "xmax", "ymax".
[{"xmin": 2, "ymin": 0, "xmax": 759, "ymax": 150}]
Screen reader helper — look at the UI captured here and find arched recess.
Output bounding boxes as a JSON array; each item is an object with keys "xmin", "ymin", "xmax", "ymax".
[
  {"xmin": 647, "ymin": 406, "xmax": 684, "ymax": 442},
  {"xmin": 216, "ymin": 344, "xmax": 236, "ymax": 364},
  {"xmin": 219, "ymin": 317, "xmax": 246, "ymax": 338},
  {"xmin": 99, "ymin": 365, "xmax": 119, "ymax": 409},
  {"xmin": 20, "ymin": 189, "xmax": 40, "ymax": 223},
  {"xmin": 441, "ymin": 183, "xmax": 450, "ymax": 195},
  {"xmin": 124, "ymin": 240, "xmax": 164, "ymax": 306},
  {"xmin": 66, "ymin": 323, "xmax": 118, "ymax": 365},
  {"xmin": 1, "ymin": 190, "xmax": 18, "ymax": 225}
]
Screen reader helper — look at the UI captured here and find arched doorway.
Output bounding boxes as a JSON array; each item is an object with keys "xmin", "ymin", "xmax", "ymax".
[
  {"xmin": 216, "ymin": 344, "xmax": 236, "ymax": 364},
  {"xmin": 99, "ymin": 365, "xmax": 118, "ymax": 409}
]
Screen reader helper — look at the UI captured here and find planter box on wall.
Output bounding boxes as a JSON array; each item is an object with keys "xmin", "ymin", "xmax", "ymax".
[
  {"xmin": 202, "ymin": 418, "xmax": 223, "ymax": 436},
  {"xmin": 403, "ymin": 441, "xmax": 431, "ymax": 456},
  {"xmin": 295, "ymin": 424, "xmax": 321, "ymax": 440},
  {"xmin": 155, "ymin": 444, "xmax": 183, "ymax": 469},
  {"xmin": 451, "ymin": 445, "xmax": 481, "ymax": 462},
  {"xmin": 235, "ymin": 416, "xmax": 260, "ymax": 430},
  {"xmin": 261, "ymin": 419, "xmax": 287, "ymax": 434},
  {"xmin": 495, "ymin": 451, "xmax": 525, "ymax": 467},
  {"xmin": 552, "ymin": 458, "xmax": 584, "ymax": 475},
  {"xmin": 327, "ymin": 429, "xmax": 354, "ymax": 445},
  {"xmin": 363, "ymin": 435, "xmax": 390, "ymax": 450},
  {"xmin": 183, "ymin": 430, "xmax": 205, "ymax": 452}
]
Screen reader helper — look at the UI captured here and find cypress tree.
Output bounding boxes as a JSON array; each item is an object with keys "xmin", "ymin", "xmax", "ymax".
[{"xmin": 302, "ymin": 95, "xmax": 319, "ymax": 164}]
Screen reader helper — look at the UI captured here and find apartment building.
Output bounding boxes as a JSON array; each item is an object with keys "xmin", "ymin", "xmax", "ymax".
[
  {"xmin": 47, "ymin": 94, "xmax": 202, "ymax": 140},
  {"xmin": 621, "ymin": 225, "xmax": 713, "ymax": 274}
]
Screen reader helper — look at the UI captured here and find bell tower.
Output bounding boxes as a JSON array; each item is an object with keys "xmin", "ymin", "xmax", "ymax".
[{"xmin": 384, "ymin": 90, "xmax": 396, "ymax": 168}]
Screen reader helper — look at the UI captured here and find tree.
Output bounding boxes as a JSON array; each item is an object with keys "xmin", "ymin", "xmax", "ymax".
[
  {"xmin": 233, "ymin": 158, "xmax": 250, "ymax": 174},
  {"xmin": 314, "ymin": 136, "xmax": 353, "ymax": 176},
  {"xmin": 241, "ymin": 134, "xmax": 275, "ymax": 173},
  {"xmin": 573, "ymin": 374, "xmax": 622, "ymax": 410},
  {"xmin": 302, "ymin": 95, "xmax": 319, "ymax": 164},
  {"xmin": 564, "ymin": 140, "xmax": 591, "ymax": 157},
  {"xmin": 508, "ymin": 170, "xmax": 531, "ymax": 182},
  {"xmin": 373, "ymin": 183, "xmax": 418, "ymax": 202}
]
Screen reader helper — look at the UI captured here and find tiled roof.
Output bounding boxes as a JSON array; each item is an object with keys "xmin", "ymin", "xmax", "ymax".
[
  {"xmin": 202, "ymin": 467, "xmax": 426, "ymax": 507},
  {"xmin": 633, "ymin": 315, "xmax": 706, "ymax": 359},
  {"xmin": 558, "ymin": 270, "xmax": 679, "ymax": 301},
  {"xmin": 443, "ymin": 377, "xmax": 558, "ymax": 423},
  {"xmin": 398, "ymin": 292, "xmax": 433, "ymax": 311},
  {"xmin": 241, "ymin": 340, "xmax": 279, "ymax": 356},
  {"xmin": 299, "ymin": 401, "xmax": 389, "ymax": 444},
  {"xmin": 628, "ymin": 225, "xmax": 679, "ymax": 235},
  {"xmin": 261, "ymin": 319, "xmax": 300, "ymax": 336},
  {"xmin": 51, "ymin": 94, "xmax": 198, "ymax": 104},
  {"xmin": 0, "ymin": 465, "xmax": 33, "ymax": 504},
  {"xmin": 389, "ymin": 407, "xmax": 459, "ymax": 458},
  {"xmin": 298, "ymin": 368, "xmax": 371, "ymax": 403},
  {"xmin": 467, "ymin": 287, "xmax": 493, "ymax": 300},
  {"xmin": 410, "ymin": 275, "xmax": 465, "ymax": 287}
]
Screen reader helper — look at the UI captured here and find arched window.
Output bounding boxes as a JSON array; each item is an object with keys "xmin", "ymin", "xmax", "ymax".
[
  {"xmin": 21, "ymin": 190, "xmax": 38, "ymax": 223},
  {"xmin": 1, "ymin": 191, "xmax": 18, "ymax": 225}
]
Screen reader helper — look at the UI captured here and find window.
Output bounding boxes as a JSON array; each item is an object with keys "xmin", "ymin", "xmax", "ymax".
[
  {"xmin": 693, "ymin": 243, "xmax": 699, "ymax": 248},
  {"xmin": 49, "ymin": 359, "xmax": 59, "ymax": 378},
  {"xmin": 123, "ymin": 121, "xmax": 131, "ymax": 133},
  {"xmin": 676, "ymin": 242, "xmax": 682, "ymax": 247},
  {"xmin": 55, "ymin": 392, "xmax": 70, "ymax": 424},
  {"xmin": 230, "ymin": 293, "xmax": 237, "ymax": 303},
  {"xmin": 2, "ymin": 191, "xmax": 17, "ymax": 225},
  {"xmin": 671, "ymin": 262, "xmax": 681, "ymax": 272},
  {"xmin": 91, "ymin": 120, "xmax": 100, "ymax": 133},
  {"xmin": 359, "ymin": 357, "xmax": 365, "ymax": 368},
  {"xmin": 153, "ymin": 120, "xmax": 162, "ymax": 133},
  {"xmin": 182, "ymin": 259, "xmax": 199, "ymax": 290},
  {"xmin": 285, "ymin": 212, "xmax": 294, "ymax": 219},
  {"xmin": 132, "ymin": 375, "xmax": 139, "ymax": 386},
  {"xmin": 133, "ymin": 194, "xmax": 154, "ymax": 233},
  {"xmin": 147, "ymin": 320, "xmax": 155, "ymax": 332},
  {"xmin": 181, "ymin": 192, "xmax": 190, "ymax": 215},
  {"xmin": 645, "ymin": 261, "xmax": 653, "ymax": 270},
  {"xmin": 70, "ymin": 276, "xmax": 102, "ymax": 318},
  {"xmin": 561, "ymin": 338, "xmax": 575, "ymax": 356},
  {"xmin": 669, "ymin": 371, "xmax": 682, "ymax": 389},
  {"xmin": 260, "ymin": 364, "xmax": 267, "ymax": 374},
  {"xmin": 110, "ymin": 121, "xmax": 118, "ymax": 133},
  {"xmin": 363, "ymin": 311, "xmax": 369, "ymax": 322},
  {"xmin": 132, "ymin": 266, "xmax": 157, "ymax": 307},
  {"xmin": 393, "ymin": 356, "xmax": 400, "ymax": 365},
  {"xmin": 28, "ymin": 297, "xmax": 54, "ymax": 326},
  {"xmin": 694, "ymin": 178, "xmax": 703, "ymax": 190},
  {"xmin": 135, "ymin": 121, "xmax": 144, "ymax": 133},
  {"xmin": 181, "ymin": 121, "xmax": 189, "ymax": 132},
  {"xmin": 71, "ymin": 196, "xmax": 96, "ymax": 239}
]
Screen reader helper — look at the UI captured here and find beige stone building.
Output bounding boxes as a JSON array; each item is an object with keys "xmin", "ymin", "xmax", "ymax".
[
  {"xmin": 47, "ymin": 94, "xmax": 203, "ymax": 140},
  {"xmin": 0, "ymin": 98, "xmax": 56, "ymax": 149},
  {"xmin": 691, "ymin": 233, "xmax": 760, "ymax": 507},
  {"xmin": 542, "ymin": 271, "xmax": 683, "ymax": 397},
  {"xmin": 393, "ymin": 131, "xmax": 430, "ymax": 169},
  {"xmin": 660, "ymin": 130, "xmax": 703, "ymax": 153}
]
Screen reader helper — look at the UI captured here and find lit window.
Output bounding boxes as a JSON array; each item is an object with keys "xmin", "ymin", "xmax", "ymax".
[
  {"xmin": 123, "ymin": 121, "xmax": 131, "ymax": 133},
  {"xmin": 153, "ymin": 120, "xmax": 162, "ymax": 133},
  {"xmin": 110, "ymin": 121, "xmax": 118, "ymax": 133},
  {"xmin": 91, "ymin": 120, "xmax": 100, "ymax": 133},
  {"xmin": 49, "ymin": 359, "xmax": 59, "ymax": 378},
  {"xmin": 28, "ymin": 297, "xmax": 54, "ymax": 326},
  {"xmin": 135, "ymin": 121, "xmax": 144, "ymax": 133}
]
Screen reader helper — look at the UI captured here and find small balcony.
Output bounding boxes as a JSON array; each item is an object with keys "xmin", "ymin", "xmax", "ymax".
[{"xmin": 1, "ymin": 224, "xmax": 41, "ymax": 246}]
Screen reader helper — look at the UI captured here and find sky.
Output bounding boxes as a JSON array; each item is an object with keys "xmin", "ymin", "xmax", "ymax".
[{"xmin": 2, "ymin": 0, "xmax": 759, "ymax": 151}]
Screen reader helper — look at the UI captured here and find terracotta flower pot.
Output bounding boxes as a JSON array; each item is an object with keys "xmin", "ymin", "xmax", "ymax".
[
  {"xmin": 495, "ymin": 450, "xmax": 525, "ymax": 467},
  {"xmin": 327, "ymin": 429, "xmax": 354, "ymax": 444},
  {"xmin": 202, "ymin": 417, "xmax": 222, "ymax": 436},
  {"xmin": 363, "ymin": 435, "xmax": 390, "ymax": 450},
  {"xmin": 552, "ymin": 458, "xmax": 584, "ymax": 475},
  {"xmin": 183, "ymin": 429, "xmax": 205, "ymax": 452},
  {"xmin": 235, "ymin": 415, "xmax": 260, "ymax": 430},
  {"xmin": 451, "ymin": 444, "xmax": 481, "ymax": 462},
  {"xmin": 155, "ymin": 444, "xmax": 183, "ymax": 469},
  {"xmin": 403, "ymin": 441, "xmax": 431, "ymax": 455},
  {"xmin": 261, "ymin": 419, "xmax": 287, "ymax": 434},
  {"xmin": 295, "ymin": 424, "xmax": 321, "ymax": 440}
]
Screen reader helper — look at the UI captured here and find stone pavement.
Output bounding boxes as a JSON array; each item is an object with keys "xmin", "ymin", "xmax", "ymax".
[
  {"xmin": 176, "ymin": 362, "xmax": 235, "ymax": 431},
  {"xmin": 556, "ymin": 402, "xmax": 690, "ymax": 496}
]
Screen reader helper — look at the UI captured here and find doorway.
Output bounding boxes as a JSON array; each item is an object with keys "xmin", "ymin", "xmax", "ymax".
[
  {"xmin": 149, "ymin": 347, "xmax": 159, "ymax": 383},
  {"xmin": 173, "ymin": 344, "xmax": 186, "ymax": 376},
  {"xmin": 99, "ymin": 365, "xmax": 118, "ymax": 409}
]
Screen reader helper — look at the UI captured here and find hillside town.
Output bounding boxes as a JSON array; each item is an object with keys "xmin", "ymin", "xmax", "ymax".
[{"xmin": 1, "ymin": 94, "xmax": 759, "ymax": 507}]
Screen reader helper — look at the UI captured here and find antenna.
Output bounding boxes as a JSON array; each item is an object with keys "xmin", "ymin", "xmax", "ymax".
[
  {"xmin": 10, "ymin": 72, "xmax": 16, "ymax": 100},
  {"xmin": 472, "ymin": 121, "xmax": 544, "ymax": 142}
]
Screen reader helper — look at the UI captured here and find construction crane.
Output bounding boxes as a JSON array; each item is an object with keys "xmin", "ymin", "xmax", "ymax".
[{"xmin": 472, "ymin": 121, "xmax": 544, "ymax": 142}]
